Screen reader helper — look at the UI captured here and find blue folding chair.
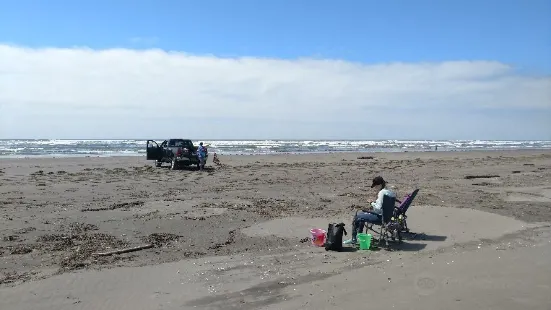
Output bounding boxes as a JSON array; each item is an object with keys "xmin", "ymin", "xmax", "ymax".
[
  {"xmin": 364, "ymin": 195, "xmax": 398, "ymax": 248},
  {"xmin": 394, "ymin": 189, "xmax": 420, "ymax": 233}
]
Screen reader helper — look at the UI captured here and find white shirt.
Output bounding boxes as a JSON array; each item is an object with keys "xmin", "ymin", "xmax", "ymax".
[{"xmin": 370, "ymin": 188, "xmax": 396, "ymax": 215}]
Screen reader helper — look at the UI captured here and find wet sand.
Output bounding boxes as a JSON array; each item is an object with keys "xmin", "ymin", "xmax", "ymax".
[{"xmin": 1, "ymin": 150, "xmax": 550, "ymax": 309}]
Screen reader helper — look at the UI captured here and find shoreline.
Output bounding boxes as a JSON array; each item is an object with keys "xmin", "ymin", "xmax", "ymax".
[{"xmin": 1, "ymin": 148, "xmax": 550, "ymax": 160}]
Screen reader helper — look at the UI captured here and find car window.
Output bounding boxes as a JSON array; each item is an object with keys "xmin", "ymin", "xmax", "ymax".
[{"xmin": 168, "ymin": 140, "xmax": 183, "ymax": 147}]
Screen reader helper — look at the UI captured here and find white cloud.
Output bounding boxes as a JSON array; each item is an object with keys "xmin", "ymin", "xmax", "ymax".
[{"xmin": 0, "ymin": 44, "xmax": 550, "ymax": 139}]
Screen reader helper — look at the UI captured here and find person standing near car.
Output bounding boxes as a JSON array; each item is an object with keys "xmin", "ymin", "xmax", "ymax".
[{"xmin": 197, "ymin": 142, "xmax": 207, "ymax": 171}]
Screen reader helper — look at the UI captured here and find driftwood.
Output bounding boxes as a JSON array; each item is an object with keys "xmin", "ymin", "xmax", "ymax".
[
  {"xmin": 81, "ymin": 207, "xmax": 111, "ymax": 212},
  {"xmin": 81, "ymin": 201, "xmax": 144, "ymax": 212},
  {"xmin": 357, "ymin": 156, "xmax": 374, "ymax": 160},
  {"xmin": 464, "ymin": 175, "xmax": 499, "ymax": 180},
  {"xmin": 92, "ymin": 244, "xmax": 153, "ymax": 256}
]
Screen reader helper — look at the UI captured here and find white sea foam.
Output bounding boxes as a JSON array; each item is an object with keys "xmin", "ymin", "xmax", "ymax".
[{"xmin": 0, "ymin": 139, "xmax": 549, "ymax": 158}]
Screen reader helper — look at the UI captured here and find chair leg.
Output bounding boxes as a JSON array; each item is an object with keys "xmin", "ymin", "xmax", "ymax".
[
  {"xmin": 367, "ymin": 224, "xmax": 378, "ymax": 236},
  {"xmin": 403, "ymin": 217, "xmax": 410, "ymax": 233},
  {"xmin": 378, "ymin": 226, "xmax": 385, "ymax": 247}
]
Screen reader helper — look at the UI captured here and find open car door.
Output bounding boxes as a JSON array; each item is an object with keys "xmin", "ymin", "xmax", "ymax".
[{"xmin": 146, "ymin": 140, "xmax": 162, "ymax": 160}]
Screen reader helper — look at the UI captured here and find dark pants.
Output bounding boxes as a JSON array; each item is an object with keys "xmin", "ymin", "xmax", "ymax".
[{"xmin": 352, "ymin": 211, "xmax": 380, "ymax": 242}]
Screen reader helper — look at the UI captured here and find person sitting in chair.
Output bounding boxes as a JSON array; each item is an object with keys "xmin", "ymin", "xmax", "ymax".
[{"xmin": 345, "ymin": 176, "xmax": 396, "ymax": 245}]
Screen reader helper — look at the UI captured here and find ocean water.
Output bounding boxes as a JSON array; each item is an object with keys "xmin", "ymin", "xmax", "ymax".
[{"xmin": 0, "ymin": 139, "xmax": 550, "ymax": 158}]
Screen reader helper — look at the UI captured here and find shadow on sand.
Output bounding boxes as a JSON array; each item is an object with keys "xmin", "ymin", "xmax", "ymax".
[
  {"xmin": 159, "ymin": 165, "xmax": 217, "ymax": 172},
  {"xmin": 407, "ymin": 232, "xmax": 447, "ymax": 242},
  {"xmin": 339, "ymin": 247, "xmax": 358, "ymax": 252},
  {"xmin": 367, "ymin": 232, "xmax": 447, "ymax": 252}
]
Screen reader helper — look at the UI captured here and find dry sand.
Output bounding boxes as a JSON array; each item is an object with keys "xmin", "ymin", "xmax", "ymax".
[{"xmin": 1, "ymin": 150, "xmax": 550, "ymax": 309}]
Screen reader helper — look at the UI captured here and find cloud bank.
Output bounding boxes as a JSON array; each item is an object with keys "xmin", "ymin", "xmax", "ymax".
[{"xmin": 0, "ymin": 44, "xmax": 549, "ymax": 139}]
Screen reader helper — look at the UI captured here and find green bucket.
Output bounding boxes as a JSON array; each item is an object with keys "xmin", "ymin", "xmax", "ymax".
[{"xmin": 357, "ymin": 233, "xmax": 372, "ymax": 250}]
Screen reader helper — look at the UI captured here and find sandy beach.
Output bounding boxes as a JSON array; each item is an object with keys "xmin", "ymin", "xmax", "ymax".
[{"xmin": 1, "ymin": 150, "xmax": 550, "ymax": 310}]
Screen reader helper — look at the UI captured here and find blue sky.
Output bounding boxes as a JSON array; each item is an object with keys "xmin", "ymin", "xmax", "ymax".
[
  {"xmin": 0, "ymin": 0, "xmax": 550, "ymax": 139},
  {"xmin": 2, "ymin": 0, "xmax": 550, "ymax": 70}
]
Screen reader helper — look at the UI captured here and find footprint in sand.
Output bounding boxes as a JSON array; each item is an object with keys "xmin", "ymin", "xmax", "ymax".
[{"xmin": 415, "ymin": 275, "xmax": 438, "ymax": 296}]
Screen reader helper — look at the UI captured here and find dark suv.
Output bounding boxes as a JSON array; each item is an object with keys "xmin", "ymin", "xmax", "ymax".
[{"xmin": 146, "ymin": 139, "xmax": 207, "ymax": 170}]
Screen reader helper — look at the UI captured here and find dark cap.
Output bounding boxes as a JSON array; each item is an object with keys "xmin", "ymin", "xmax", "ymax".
[
  {"xmin": 371, "ymin": 176, "xmax": 385, "ymax": 188},
  {"xmin": 199, "ymin": 142, "xmax": 203, "ymax": 145}
]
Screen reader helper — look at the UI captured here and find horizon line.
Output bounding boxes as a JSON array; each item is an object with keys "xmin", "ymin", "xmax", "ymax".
[{"xmin": 1, "ymin": 138, "xmax": 550, "ymax": 142}]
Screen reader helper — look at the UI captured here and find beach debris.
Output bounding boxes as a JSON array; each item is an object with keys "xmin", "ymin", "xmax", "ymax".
[
  {"xmin": 9, "ymin": 244, "xmax": 33, "ymax": 254},
  {"xmin": 0, "ymin": 271, "xmax": 32, "ymax": 285},
  {"xmin": 14, "ymin": 227, "xmax": 36, "ymax": 235},
  {"xmin": 338, "ymin": 192, "xmax": 364, "ymax": 198},
  {"xmin": 464, "ymin": 175, "xmax": 500, "ymax": 180},
  {"xmin": 36, "ymin": 233, "xmax": 70, "ymax": 243},
  {"xmin": 35, "ymin": 232, "xmax": 129, "ymax": 269},
  {"xmin": 357, "ymin": 156, "xmax": 374, "ymax": 160},
  {"xmin": 92, "ymin": 244, "xmax": 154, "ymax": 256},
  {"xmin": 81, "ymin": 201, "xmax": 144, "ymax": 212},
  {"xmin": 67, "ymin": 222, "xmax": 99, "ymax": 234},
  {"xmin": 142, "ymin": 233, "xmax": 181, "ymax": 247},
  {"xmin": 209, "ymin": 229, "xmax": 236, "ymax": 250},
  {"xmin": 472, "ymin": 182, "xmax": 494, "ymax": 186},
  {"xmin": 3, "ymin": 235, "xmax": 18, "ymax": 242}
]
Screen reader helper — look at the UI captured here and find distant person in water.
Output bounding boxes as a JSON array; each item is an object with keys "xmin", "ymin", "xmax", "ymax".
[
  {"xmin": 345, "ymin": 176, "xmax": 396, "ymax": 245},
  {"xmin": 197, "ymin": 142, "xmax": 207, "ymax": 171}
]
